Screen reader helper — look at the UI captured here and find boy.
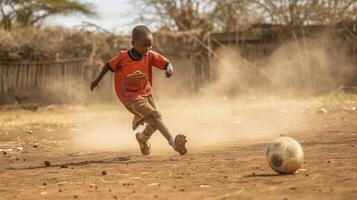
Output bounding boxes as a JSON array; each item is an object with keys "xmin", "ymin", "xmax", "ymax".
[{"xmin": 90, "ymin": 25, "xmax": 187, "ymax": 156}]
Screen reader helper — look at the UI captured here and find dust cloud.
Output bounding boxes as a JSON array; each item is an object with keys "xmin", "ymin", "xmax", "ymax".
[
  {"xmin": 206, "ymin": 36, "xmax": 354, "ymax": 96},
  {"xmin": 70, "ymin": 36, "xmax": 353, "ymax": 152}
]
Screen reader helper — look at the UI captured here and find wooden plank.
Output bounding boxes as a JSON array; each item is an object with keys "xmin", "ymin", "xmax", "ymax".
[
  {"xmin": 57, "ymin": 63, "xmax": 61, "ymax": 90},
  {"xmin": 4, "ymin": 65, "xmax": 9, "ymax": 93},
  {"xmin": 18, "ymin": 64, "xmax": 25, "ymax": 88},
  {"xmin": 29, "ymin": 64, "xmax": 36, "ymax": 87},
  {"xmin": 8, "ymin": 64, "xmax": 13, "ymax": 90},
  {"xmin": 61, "ymin": 63, "xmax": 65, "ymax": 91},
  {"xmin": 39, "ymin": 64, "xmax": 44, "ymax": 88},
  {"xmin": 54, "ymin": 63, "xmax": 57, "ymax": 90},
  {"xmin": 17, "ymin": 64, "xmax": 21, "ymax": 88},
  {"xmin": 37, "ymin": 64, "xmax": 42, "ymax": 88},
  {"xmin": 0, "ymin": 66, "xmax": 4, "ymax": 94},
  {"xmin": 64, "ymin": 64, "xmax": 68, "ymax": 91},
  {"xmin": 50, "ymin": 63, "xmax": 54, "ymax": 89},
  {"xmin": 46, "ymin": 64, "xmax": 50, "ymax": 89},
  {"xmin": 9, "ymin": 65, "xmax": 16, "ymax": 91}
]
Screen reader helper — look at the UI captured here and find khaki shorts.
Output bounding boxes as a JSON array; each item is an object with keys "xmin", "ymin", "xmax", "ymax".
[{"xmin": 125, "ymin": 96, "xmax": 161, "ymax": 130}]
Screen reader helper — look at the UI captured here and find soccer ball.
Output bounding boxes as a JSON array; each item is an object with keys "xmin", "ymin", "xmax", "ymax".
[{"xmin": 266, "ymin": 136, "xmax": 304, "ymax": 174}]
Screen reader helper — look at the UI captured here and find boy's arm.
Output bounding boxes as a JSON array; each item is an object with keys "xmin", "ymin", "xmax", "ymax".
[
  {"xmin": 90, "ymin": 63, "xmax": 111, "ymax": 91},
  {"xmin": 150, "ymin": 51, "xmax": 173, "ymax": 78}
]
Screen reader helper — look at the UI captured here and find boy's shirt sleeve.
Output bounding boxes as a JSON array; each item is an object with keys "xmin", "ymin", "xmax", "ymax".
[
  {"xmin": 108, "ymin": 51, "xmax": 125, "ymax": 71},
  {"xmin": 150, "ymin": 51, "xmax": 169, "ymax": 70}
]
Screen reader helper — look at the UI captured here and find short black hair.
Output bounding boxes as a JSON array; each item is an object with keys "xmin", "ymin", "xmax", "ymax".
[{"xmin": 132, "ymin": 25, "xmax": 152, "ymax": 40}]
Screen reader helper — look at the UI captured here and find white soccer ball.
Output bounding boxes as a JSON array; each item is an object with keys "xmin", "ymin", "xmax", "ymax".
[{"xmin": 266, "ymin": 136, "xmax": 304, "ymax": 174}]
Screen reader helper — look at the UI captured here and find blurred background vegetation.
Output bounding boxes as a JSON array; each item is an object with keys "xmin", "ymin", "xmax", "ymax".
[
  {"xmin": 0, "ymin": 0, "xmax": 355, "ymax": 61},
  {"xmin": 0, "ymin": 0, "xmax": 356, "ymax": 105}
]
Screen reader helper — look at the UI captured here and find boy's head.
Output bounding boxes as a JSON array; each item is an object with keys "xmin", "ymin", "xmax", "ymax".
[{"xmin": 132, "ymin": 25, "xmax": 153, "ymax": 56}]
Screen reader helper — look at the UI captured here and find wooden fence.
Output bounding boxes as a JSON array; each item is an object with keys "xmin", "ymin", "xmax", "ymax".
[{"xmin": 0, "ymin": 59, "xmax": 86, "ymax": 95}]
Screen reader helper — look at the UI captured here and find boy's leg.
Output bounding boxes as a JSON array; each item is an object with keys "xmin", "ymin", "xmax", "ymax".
[
  {"xmin": 135, "ymin": 123, "xmax": 158, "ymax": 155},
  {"xmin": 148, "ymin": 112, "xmax": 187, "ymax": 155},
  {"xmin": 146, "ymin": 112, "xmax": 173, "ymax": 144},
  {"xmin": 127, "ymin": 101, "xmax": 154, "ymax": 155},
  {"xmin": 129, "ymin": 97, "xmax": 187, "ymax": 155},
  {"xmin": 135, "ymin": 123, "xmax": 156, "ymax": 156},
  {"xmin": 137, "ymin": 123, "xmax": 157, "ymax": 141},
  {"xmin": 145, "ymin": 96, "xmax": 175, "ymax": 145}
]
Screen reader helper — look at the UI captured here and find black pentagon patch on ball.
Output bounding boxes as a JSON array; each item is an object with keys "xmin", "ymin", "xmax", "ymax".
[
  {"xmin": 273, "ymin": 143, "xmax": 281, "ymax": 149},
  {"xmin": 271, "ymin": 154, "xmax": 283, "ymax": 167}
]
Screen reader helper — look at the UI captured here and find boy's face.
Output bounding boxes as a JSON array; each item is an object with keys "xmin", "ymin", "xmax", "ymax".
[{"xmin": 132, "ymin": 33, "xmax": 153, "ymax": 56}]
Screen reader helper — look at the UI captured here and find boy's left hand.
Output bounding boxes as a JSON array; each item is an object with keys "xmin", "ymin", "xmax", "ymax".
[
  {"xmin": 165, "ymin": 63, "xmax": 174, "ymax": 78},
  {"xmin": 90, "ymin": 79, "xmax": 100, "ymax": 91}
]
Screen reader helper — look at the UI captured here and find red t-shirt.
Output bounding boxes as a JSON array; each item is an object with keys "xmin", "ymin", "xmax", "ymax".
[{"xmin": 108, "ymin": 50, "xmax": 169, "ymax": 105}]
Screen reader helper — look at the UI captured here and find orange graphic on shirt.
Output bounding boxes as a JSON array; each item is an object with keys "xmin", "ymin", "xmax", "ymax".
[{"xmin": 127, "ymin": 70, "xmax": 146, "ymax": 79}]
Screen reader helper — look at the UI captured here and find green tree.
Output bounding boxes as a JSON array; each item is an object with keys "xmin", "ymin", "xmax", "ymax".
[{"xmin": 0, "ymin": 0, "xmax": 96, "ymax": 30}]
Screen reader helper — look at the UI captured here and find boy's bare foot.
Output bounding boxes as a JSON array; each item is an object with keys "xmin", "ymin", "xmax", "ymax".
[
  {"xmin": 136, "ymin": 132, "xmax": 151, "ymax": 155},
  {"xmin": 173, "ymin": 134, "xmax": 187, "ymax": 155}
]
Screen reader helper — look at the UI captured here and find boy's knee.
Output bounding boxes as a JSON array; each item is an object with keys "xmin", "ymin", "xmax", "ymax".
[
  {"xmin": 145, "ymin": 111, "xmax": 161, "ymax": 125},
  {"xmin": 149, "ymin": 111, "xmax": 162, "ymax": 120}
]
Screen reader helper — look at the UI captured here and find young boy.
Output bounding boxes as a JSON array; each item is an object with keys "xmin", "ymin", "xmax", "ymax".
[{"xmin": 90, "ymin": 25, "xmax": 187, "ymax": 156}]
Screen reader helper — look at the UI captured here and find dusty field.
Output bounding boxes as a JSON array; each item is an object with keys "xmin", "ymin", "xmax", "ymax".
[{"xmin": 0, "ymin": 97, "xmax": 356, "ymax": 200}]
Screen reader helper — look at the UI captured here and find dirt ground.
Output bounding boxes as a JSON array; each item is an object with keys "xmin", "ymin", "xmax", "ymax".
[{"xmin": 0, "ymin": 98, "xmax": 356, "ymax": 200}]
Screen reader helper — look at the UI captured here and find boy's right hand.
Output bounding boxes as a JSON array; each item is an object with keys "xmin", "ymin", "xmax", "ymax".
[{"xmin": 90, "ymin": 79, "xmax": 100, "ymax": 91}]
